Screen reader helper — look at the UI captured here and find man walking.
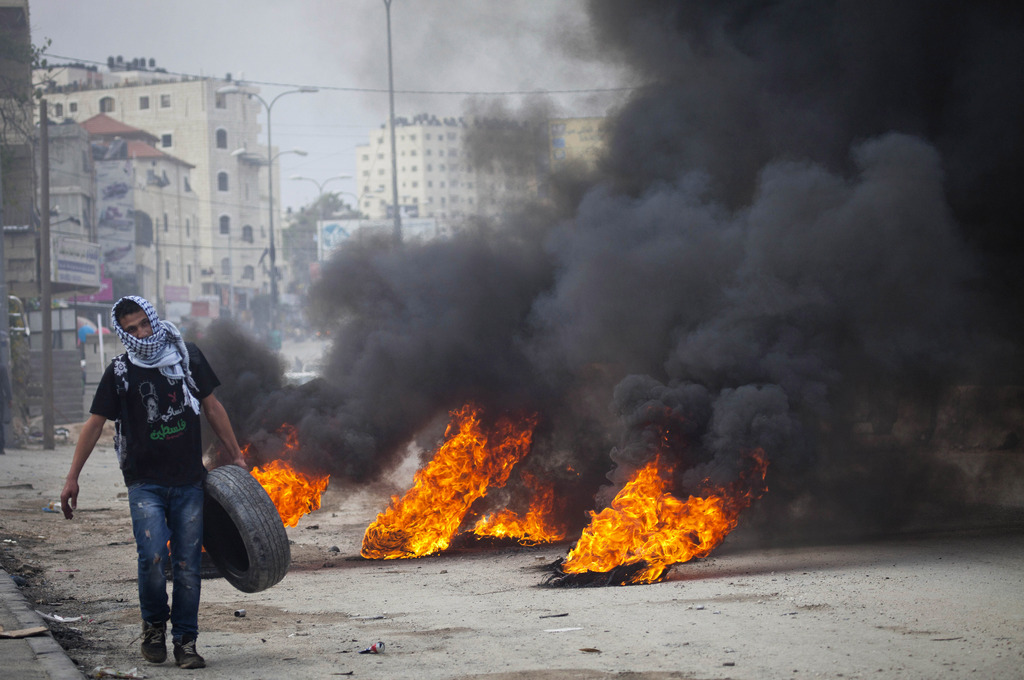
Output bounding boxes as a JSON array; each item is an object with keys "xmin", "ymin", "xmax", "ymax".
[{"xmin": 61, "ymin": 296, "xmax": 245, "ymax": 669}]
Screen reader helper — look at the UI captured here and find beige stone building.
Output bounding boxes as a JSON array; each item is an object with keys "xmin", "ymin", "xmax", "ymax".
[{"xmin": 36, "ymin": 61, "xmax": 277, "ymax": 323}]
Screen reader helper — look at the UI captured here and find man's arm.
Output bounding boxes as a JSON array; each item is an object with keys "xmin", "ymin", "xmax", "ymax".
[
  {"xmin": 201, "ymin": 393, "xmax": 246, "ymax": 468},
  {"xmin": 61, "ymin": 413, "xmax": 108, "ymax": 520}
]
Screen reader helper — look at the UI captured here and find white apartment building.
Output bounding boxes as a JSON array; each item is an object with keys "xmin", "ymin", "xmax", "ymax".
[
  {"xmin": 355, "ymin": 114, "xmax": 542, "ymax": 231},
  {"xmin": 35, "ymin": 62, "xmax": 279, "ymax": 324}
]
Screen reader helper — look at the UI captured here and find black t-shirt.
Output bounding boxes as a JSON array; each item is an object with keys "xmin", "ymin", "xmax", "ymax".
[{"xmin": 90, "ymin": 342, "xmax": 220, "ymax": 487}]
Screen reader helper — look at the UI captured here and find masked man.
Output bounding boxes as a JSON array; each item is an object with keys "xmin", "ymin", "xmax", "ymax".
[{"xmin": 61, "ymin": 296, "xmax": 245, "ymax": 669}]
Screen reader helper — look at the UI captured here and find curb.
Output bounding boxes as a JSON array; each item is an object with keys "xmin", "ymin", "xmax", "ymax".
[{"xmin": 0, "ymin": 567, "xmax": 85, "ymax": 679}]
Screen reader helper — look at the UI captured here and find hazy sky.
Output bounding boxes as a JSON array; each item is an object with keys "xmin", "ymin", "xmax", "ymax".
[{"xmin": 29, "ymin": 0, "xmax": 628, "ymax": 210}]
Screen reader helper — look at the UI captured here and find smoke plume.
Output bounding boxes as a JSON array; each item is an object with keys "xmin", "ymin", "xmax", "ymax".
[{"xmin": 206, "ymin": 0, "xmax": 1023, "ymax": 541}]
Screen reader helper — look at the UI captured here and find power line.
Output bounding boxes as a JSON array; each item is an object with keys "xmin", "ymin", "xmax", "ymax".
[{"xmin": 44, "ymin": 53, "xmax": 641, "ymax": 97}]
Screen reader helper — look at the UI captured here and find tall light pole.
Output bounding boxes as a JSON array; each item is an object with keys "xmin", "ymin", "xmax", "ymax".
[
  {"xmin": 291, "ymin": 175, "xmax": 352, "ymax": 262},
  {"xmin": 217, "ymin": 85, "xmax": 318, "ymax": 311},
  {"xmin": 231, "ymin": 147, "xmax": 307, "ymax": 305},
  {"xmin": 383, "ymin": 0, "xmax": 402, "ymax": 244}
]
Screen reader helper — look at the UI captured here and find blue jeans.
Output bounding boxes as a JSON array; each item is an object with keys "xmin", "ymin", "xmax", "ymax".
[{"xmin": 128, "ymin": 482, "xmax": 204, "ymax": 641}]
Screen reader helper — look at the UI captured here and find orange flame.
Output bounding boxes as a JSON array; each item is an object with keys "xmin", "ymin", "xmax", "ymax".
[
  {"xmin": 250, "ymin": 459, "xmax": 330, "ymax": 528},
  {"xmin": 472, "ymin": 471, "xmax": 567, "ymax": 545},
  {"xmin": 243, "ymin": 425, "xmax": 330, "ymax": 528},
  {"xmin": 561, "ymin": 451, "xmax": 768, "ymax": 584},
  {"xmin": 361, "ymin": 404, "xmax": 538, "ymax": 559}
]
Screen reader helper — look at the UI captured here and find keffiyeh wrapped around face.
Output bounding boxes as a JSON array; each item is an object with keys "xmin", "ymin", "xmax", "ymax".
[{"xmin": 112, "ymin": 295, "xmax": 200, "ymax": 414}]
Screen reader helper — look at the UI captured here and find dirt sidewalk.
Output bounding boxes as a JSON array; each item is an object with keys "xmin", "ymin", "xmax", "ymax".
[{"xmin": 1, "ymin": 443, "xmax": 1023, "ymax": 680}]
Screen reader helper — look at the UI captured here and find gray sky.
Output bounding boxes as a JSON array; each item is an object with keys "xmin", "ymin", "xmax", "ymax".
[{"xmin": 29, "ymin": 0, "xmax": 628, "ymax": 210}]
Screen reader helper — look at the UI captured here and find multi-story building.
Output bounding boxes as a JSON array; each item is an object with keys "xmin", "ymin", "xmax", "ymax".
[
  {"xmin": 354, "ymin": 114, "xmax": 545, "ymax": 233},
  {"xmin": 36, "ymin": 60, "xmax": 280, "ymax": 325},
  {"xmin": 547, "ymin": 117, "xmax": 608, "ymax": 172},
  {"xmin": 80, "ymin": 113, "xmax": 200, "ymax": 321}
]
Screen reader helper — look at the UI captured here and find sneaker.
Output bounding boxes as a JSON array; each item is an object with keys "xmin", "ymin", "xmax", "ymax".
[
  {"xmin": 141, "ymin": 620, "xmax": 167, "ymax": 663},
  {"xmin": 174, "ymin": 634, "xmax": 206, "ymax": 669}
]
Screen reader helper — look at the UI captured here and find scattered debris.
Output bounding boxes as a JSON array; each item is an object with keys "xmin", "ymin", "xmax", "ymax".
[
  {"xmin": 580, "ymin": 648, "xmax": 601, "ymax": 653},
  {"xmin": 328, "ymin": 546, "xmax": 341, "ymax": 553},
  {"xmin": 539, "ymin": 613, "xmax": 569, "ymax": 619},
  {"xmin": 0, "ymin": 625, "xmax": 49, "ymax": 639},
  {"xmin": 42, "ymin": 501, "xmax": 61, "ymax": 513},
  {"xmin": 544, "ymin": 627, "xmax": 583, "ymax": 633},
  {"xmin": 88, "ymin": 667, "xmax": 146, "ymax": 679},
  {"xmin": 9, "ymin": 574, "xmax": 28, "ymax": 586},
  {"xmin": 234, "ymin": 609, "xmax": 247, "ymax": 617},
  {"xmin": 35, "ymin": 610, "xmax": 83, "ymax": 623},
  {"xmin": 359, "ymin": 641, "xmax": 385, "ymax": 654}
]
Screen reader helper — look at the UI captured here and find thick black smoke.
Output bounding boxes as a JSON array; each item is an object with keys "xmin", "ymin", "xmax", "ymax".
[{"xmin": 205, "ymin": 1, "xmax": 1022, "ymax": 541}]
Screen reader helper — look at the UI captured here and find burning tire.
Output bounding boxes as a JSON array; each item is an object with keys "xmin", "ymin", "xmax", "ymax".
[{"xmin": 203, "ymin": 464, "xmax": 291, "ymax": 593}]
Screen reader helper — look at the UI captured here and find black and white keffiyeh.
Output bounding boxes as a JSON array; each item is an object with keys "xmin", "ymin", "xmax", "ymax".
[{"xmin": 111, "ymin": 295, "xmax": 201, "ymax": 414}]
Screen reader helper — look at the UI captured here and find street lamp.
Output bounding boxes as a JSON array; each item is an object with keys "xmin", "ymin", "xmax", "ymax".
[
  {"xmin": 291, "ymin": 175, "xmax": 353, "ymax": 262},
  {"xmin": 383, "ymin": 0, "xmax": 401, "ymax": 243},
  {"xmin": 217, "ymin": 84, "xmax": 318, "ymax": 311},
  {"xmin": 230, "ymin": 147, "xmax": 307, "ymax": 304}
]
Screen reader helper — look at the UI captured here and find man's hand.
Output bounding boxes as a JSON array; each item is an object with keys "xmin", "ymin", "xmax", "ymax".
[{"xmin": 60, "ymin": 478, "xmax": 79, "ymax": 520}]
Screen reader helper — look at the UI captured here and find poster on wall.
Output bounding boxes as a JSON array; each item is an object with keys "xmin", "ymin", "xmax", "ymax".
[{"xmin": 95, "ymin": 158, "xmax": 136, "ymax": 279}]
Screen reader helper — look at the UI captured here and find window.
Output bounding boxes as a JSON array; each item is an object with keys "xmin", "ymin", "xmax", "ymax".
[
  {"xmin": 221, "ymin": 258, "xmax": 231, "ymax": 276},
  {"xmin": 163, "ymin": 213, "xmax": 169, "ymax": 232},
  {"xmin": 425, "ymin": 133, "xmax": 431, "ymax": 140},
  {"xmin": 426, "ymin": 150, "xmax": 432, "ymax": 157},
  {"xmin": 362, "ymin": 170, "xmax": 370, "ymax": 177},
  {"xmin": 216, "ymin": 129, "xmax": 228, "ymax": 149},
  {"xmin": 217, "ymin": 172, "xmax": 229, "ymax": 191},
  {"xmin": 139, "ymin": 96, "xmax": 150, "ymax": 110},
  {"xmin": 187, "ymin": 264, "xmax": 192, "ymax": 283},
  {"xmin": 184, "ymin": 176, "xmax": 191, "ymax": 192},
  {"xmin": 69, "ymin": 102, "xmax": 78, "ymax": 113},
  {"xmin": 219, "ymin": 215, "xmax": 230, "ymax": 234},
  {"xmin": 99, "ymin": 96, "xmax": 115, "ymax": 113},
  {"xmin": 165, "ymin": 260, "xmax": 171, "ymax": 278},
  {"xmin": 161, "ymin": 134, "xmax": 172, "ymax": 148},
  {"xmin": 243, "ymin": 265, "xmax": 254, "ymax": 280},
  {"xmin": 242, "ymin": 225, "xmax": 254, "ymax": 243},
  {"xmin": 160, "ymin": 94, "xmax": 171, "ymax": 108},
  {"xmin": 410, "ymin": 150, "xmax": 417, "ymax": 156},
  {"xmin": 215, "ymin": 93, "xmax": 227, "ymax": 109},
  {"xmin": 54, "ymin": 103, "xmax": 63, "ymax": 117},
  {"xmin": 362, "ymin": 154, "xmax": 369, "ymax": 161},
  {"xmin": 185, "ymin": 218, "xmax": 191, "ymax": 237}
]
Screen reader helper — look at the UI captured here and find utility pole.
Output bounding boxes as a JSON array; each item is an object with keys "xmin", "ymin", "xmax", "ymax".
[
  {"xmin": 384, "ymin": 0, "xmax": 402, "ymax": 244},
  {"xmin": 39, "ymin": 100, "xmax": 54, "ymax": 450},
  {"xmin": 0, "ymin": 127, "xmax": 10, "ymax": 450}
]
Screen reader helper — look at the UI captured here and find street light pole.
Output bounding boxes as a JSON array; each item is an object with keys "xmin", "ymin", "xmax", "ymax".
[
  {"xmin": 217, "ymin": 85, "xmax": 318, "ymax": 314},
  {"xmin": 384, "ymin": 0, "xmax": 402, "ymax": 244}
]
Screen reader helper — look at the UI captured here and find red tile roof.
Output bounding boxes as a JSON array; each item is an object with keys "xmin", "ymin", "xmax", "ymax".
[{"xmin": 80, "ymin": 113, "xmax": 158, "ymax": 143}]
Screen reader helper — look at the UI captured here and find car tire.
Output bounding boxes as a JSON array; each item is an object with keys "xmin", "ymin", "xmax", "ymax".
[{"xmin": 203, "ymin": 465, "xmax": 291, "ymax": 593}]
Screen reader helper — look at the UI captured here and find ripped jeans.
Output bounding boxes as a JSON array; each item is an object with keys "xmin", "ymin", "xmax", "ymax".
[{"xmin": 127, "ymin": 482, "xmax": 204, "ymax": 641}]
